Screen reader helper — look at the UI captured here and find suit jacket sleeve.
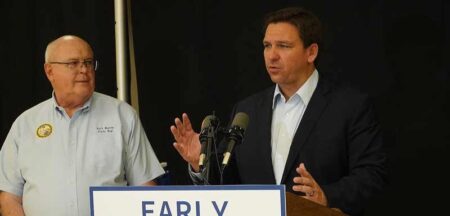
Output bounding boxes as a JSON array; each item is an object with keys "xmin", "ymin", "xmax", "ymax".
[{"xmin": 321, "ymin": 95, "xmax": 388, "ymax": 215}]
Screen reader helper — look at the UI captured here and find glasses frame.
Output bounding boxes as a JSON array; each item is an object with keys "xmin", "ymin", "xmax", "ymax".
[{"xmin": 47, "ymin": 59, "xmax": 99, "ymax": 71}]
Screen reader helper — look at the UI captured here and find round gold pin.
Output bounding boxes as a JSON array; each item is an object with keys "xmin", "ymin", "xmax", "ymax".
[{"xmin": 36, "ymin": 123, "xmax": 52, "ymax": 138}]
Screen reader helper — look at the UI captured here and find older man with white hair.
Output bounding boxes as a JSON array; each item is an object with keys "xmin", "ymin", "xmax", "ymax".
[{"xmin": 0, "ymin": 35, "xmax": 164, "ymax": 216}]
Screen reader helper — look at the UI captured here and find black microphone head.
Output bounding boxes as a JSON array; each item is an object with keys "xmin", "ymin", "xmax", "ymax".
[
  {"xmin": 201, "ymin": 115, "xmax": 218, "ymax": 130},
  {"xmin": 222, "ymin": 112, "xmax": 249, "ymax": 166},
  {"xmin": 231, "ymin": 112, "xmax": 249, "ymax": 130}
]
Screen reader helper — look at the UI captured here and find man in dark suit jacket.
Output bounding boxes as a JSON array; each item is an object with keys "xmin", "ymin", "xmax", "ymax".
[{"xmin": 170, "ymin": 7, "xmax": 387, "ymax": 215}]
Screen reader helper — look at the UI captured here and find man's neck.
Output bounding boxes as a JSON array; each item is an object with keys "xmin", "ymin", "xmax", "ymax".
[{"xmin": 55, "ymin": 93, "xmax": 90, "ymax": 118}]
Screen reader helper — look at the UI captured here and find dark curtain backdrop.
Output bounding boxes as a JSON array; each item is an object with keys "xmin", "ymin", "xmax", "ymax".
[{"xmin": 1, "ymin": 0, "xmax": 449, "ymax": 215}]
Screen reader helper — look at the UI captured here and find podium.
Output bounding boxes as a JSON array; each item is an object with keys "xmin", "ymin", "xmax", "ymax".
[
  {"xmin": 90, "ymin": 185, "xmax": 346, "ymax": 216},
  {"xmin": 286, "ymin": 192, "xmax": 346, "ymax": 216}
]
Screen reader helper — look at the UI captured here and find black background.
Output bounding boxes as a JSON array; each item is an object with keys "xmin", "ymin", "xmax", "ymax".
[{"xmin": 1, "ymin": 0, "xmax": 449, "ymax": 215}]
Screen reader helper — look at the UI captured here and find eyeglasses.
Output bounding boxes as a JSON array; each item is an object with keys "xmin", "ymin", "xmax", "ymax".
[{"xmin": 47, "ymin": 59, "xmax": 99, "ymax": 71}]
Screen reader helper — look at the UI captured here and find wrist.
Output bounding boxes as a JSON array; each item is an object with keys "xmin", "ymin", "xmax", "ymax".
[{"xmin": 190, "ymin": 162, "xmax": 200, "ymax": 173}]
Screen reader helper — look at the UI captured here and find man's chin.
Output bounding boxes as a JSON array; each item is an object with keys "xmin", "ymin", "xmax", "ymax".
[
  {"xmin": 74, "ymin": 89, "xmax": 94, "ymax": 99},
  {"xmin": 269, "ymin": 76, "xmax": 282, "ymax": 84}
]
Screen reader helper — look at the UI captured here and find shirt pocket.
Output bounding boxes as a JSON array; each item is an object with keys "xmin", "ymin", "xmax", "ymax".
[{"xmin": 83, "ymin": 133, "xmax": 125, "ymax": 182}]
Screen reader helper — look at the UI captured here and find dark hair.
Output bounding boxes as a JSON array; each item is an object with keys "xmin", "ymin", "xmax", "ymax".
[{"xmin": 263, "ymin": 7, "xmax": 322, "ymax": 48}]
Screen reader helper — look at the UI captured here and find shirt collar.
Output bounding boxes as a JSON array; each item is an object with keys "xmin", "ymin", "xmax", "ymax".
[
  {"xmin": 272, "ymin": 69, "xmax": 319, "ymax": 109},
  {"xmin": 51, "ymin": 91, "xmax": 93, "ymax": 114}
]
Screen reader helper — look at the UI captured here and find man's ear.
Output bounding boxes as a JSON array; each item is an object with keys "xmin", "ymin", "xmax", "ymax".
[
  {"xmin": 307, "ymin": 43, "xmax": 319, "ymax": 63},
  {"xmin": 44, "ymin": 63, "xmax": 53, "ymax": 81}
]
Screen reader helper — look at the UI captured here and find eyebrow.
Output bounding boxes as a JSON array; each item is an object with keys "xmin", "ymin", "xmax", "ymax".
[
  {"xmin": 276, "ymin": 40, "xmax": 294, "ymax": 44},
  {"xmin": 263, "ymin": 40, "xmax": 294, "ymax": 45},
  {"xmin": 64, "ymin": 57, "xmax": 94, "ymax": 61}
]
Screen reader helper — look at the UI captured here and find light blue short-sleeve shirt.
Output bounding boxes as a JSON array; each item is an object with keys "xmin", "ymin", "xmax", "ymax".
[{"xmin": 0, "ymin": 92, "xmax": 164, "ymax": 216}]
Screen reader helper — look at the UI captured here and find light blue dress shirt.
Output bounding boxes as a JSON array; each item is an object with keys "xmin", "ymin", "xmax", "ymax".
[
  {"xmin": 188, "ymin": 70, "xmax": 320, "ymax": 185},
  {"xmin": 0, "ymin": 92, "xmax": 164, "ymax": 216},
  {"xmin": 271, "ymin": 69, "xmax": 319, "ymax": 184}
]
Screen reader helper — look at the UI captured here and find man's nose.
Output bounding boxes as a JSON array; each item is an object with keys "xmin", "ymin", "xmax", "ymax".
[
  {"xmin": 267, "ymin": 48, "xmax": 280, "ymax": 61},
  {"xmin": 78, "ymin": 62, "xmax": 89, "ymax": 73}
]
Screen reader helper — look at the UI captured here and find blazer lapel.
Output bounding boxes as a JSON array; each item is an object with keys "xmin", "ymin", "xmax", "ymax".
[
  {"xmin": 258, "ymin": 87, "xmax": 277, "ymax": 183},
  {"xmin": 280, "ymin": 78, "xmax": 331, "ymax": 183}
]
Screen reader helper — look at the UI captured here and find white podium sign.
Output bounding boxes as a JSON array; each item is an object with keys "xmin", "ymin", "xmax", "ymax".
[{"xmin": 90, "ymin": 185, "xmax": 286, "ymax": 216}]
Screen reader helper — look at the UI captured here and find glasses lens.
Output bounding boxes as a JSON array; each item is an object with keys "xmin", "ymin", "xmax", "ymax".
[{"xmin": 82, "ymin": 60, "xmax": 97, "ymax": 71}]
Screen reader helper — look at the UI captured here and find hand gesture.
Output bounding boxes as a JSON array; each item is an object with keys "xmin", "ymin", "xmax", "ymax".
[
  {"xmin": 293, "ymin": 163, "xmax": 328, "ymax": 206},
  {"xmin": 170, "ymin": 113, "xmax": 201, "ymax": 171}
]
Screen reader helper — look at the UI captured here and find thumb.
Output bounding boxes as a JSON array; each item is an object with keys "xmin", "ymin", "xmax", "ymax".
[{"xmin": 299, "ymin": 163, "xmax": 312, "ymax": 178}]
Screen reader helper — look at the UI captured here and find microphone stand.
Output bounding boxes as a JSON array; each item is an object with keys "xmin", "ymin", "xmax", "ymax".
[
  {"xmin": 216, "ymin": 127, "xmax": 229, "ymax": 185},
  {"xmin": 202, "ymin": 126, "xmax": 214, "ymax": 184},
  {"xmin": 199, "ymin": 112, "xmax": 219, "ymax": 185}
]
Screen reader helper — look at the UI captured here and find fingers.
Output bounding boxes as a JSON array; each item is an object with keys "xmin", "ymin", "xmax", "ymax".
[
  {"xmin": 292, "ymin": 163, "xmax": 328, "ymax": 206},
  {"xmin": 293, "ymin": 163, "xmax": 315, "ymax": 196},
  {"xmin": 293, "ymin": 176, "xmax": 312, "ymax": 185},
  {"xmin": 172, "ymin": 113, "xmax": 194, "ymax": 137},
  {"xmin": 297, "ymin": 163, "xmax": 312, "ymax": 178},
  {"xmin": 292, "ymin": 184, "xmax": 316, "ymax": 196},
  {"xmin": 182, "ymin": 113, "xmax": 193, "ymax": 130},
  {"xmin": 174, "ymin": 117, "xmax": 186, "ymax": 136},
  {"xmin": 292, "ymin": 176, "xmax": 314, "ymax": 194},
  {"xmin": 170, "ymin": 125, "xmax": 180, "ymax": 141}
]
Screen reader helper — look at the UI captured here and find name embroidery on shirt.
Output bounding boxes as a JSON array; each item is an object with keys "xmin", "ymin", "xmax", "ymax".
[
  {"xmin": 97, "ymin": 126, "xmax": 114, "ymax": 133},
  {"xmin": 36, "ymin": 123, "xmax": 53, "ymax": 138}
]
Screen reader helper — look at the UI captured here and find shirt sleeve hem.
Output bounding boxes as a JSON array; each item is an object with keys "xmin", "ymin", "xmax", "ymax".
[{"xmin": 0, "ymin": 184, "xmax": 23, "ymax": 197}]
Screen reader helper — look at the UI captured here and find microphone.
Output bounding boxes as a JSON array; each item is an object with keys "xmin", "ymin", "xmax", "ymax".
[
  {"xmin": 222, "ymin": 112, "xmax": 249, "ymax": 167},
  {"xmin": 198, "ymin": 115, "xmax": 219, "ymax": 169}
]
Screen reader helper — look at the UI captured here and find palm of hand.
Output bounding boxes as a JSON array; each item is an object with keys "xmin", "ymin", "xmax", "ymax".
[
  {"xmin": 171, "ymin": 113, "xmax": 202, "ymax": 166},
  {"xmin": 180, "ymin": 130, "xmax": 201, "ymax": 164}
]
